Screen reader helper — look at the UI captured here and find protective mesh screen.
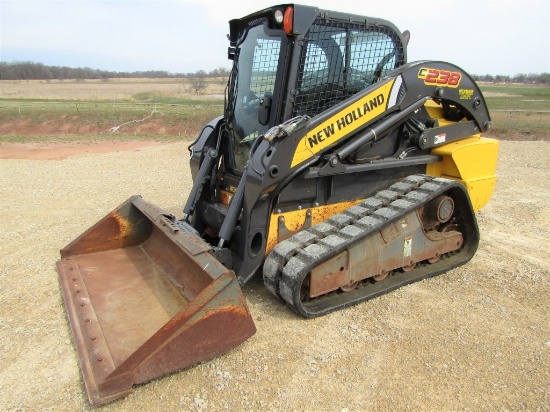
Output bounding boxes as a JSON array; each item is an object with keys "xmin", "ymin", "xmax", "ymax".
[
  {"xmin": 250, "ymin": 38, "xmax": 281, "ymax": 97},
  {"xmin": 293, "ymin": 18, "xmax": 403, "ymax": 117}
]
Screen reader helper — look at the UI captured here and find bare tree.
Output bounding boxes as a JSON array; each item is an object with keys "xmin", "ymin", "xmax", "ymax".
[
  {"xmin": 210, "ymin": 66, "xmax": 230, "ymax": 86},
  {"xmin": 189, "ymin": 70, "xmax": 208, "ymax": 94}
]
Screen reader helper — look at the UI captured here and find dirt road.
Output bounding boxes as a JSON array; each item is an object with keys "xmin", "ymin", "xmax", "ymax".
[{"xmin": 0, "ymin": 140, "xmax": 548, "ymax": 411}]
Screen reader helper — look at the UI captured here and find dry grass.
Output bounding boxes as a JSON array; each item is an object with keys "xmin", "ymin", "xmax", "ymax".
[
  {"xmin": 0, "ymin": 78, "xmax": 226, "ymax": 140},
  {"xmin": 489, "ymin": 111, "xmax": 550, "ymax": 140},
  {"xmin": 0, "ymin": 78, "xmax": 226, "ymax": 101}
]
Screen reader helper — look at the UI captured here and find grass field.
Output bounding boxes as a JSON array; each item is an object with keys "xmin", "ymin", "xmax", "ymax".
[
  {"xmin": 0, "ymin": 77, "xmax": 226, "ymax": 100},
  {"xmin": 480, "ymin": 82, "xmax": 550, "ymax": 140},
  {"xmin": 0, "ymin": 78, "xmax": 225, "ymax": 141},
  {"xmin": 0, "ymin": 100, "xmax": 223, "ymax": 142},
  {"xmin": 0, "ymin": 78, "xmax": 548, "ymax": 142}
]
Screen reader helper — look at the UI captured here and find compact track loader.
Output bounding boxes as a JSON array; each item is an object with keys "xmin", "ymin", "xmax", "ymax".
[{"xmin": 57, "ymin": 4, "xmax": 498, "ymax": 404}]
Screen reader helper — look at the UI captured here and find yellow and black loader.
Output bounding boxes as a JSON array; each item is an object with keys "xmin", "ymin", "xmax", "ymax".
[{"xmin": 56, "ymin": 4, "xmax": 498, "ymax": 404}]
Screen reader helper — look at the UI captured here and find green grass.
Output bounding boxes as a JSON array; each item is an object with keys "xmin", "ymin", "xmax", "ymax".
[
  {"xmin": 0, "ymin": 100, "xmax": 224, "ymax": 139},
  {"xmin": 131, "ymin": 91, "xmax": 221, "ymax": 105},
  {"xmin": 480, "ymin": 83, "xmax": 550, "ymax": 111},
  {"xmin": 0, "ymin": 82, "xmax": 547, "ymax": 143},
  {"xmin": 477, "ymin": 83, "xmax": 550, "ymax": 140}
]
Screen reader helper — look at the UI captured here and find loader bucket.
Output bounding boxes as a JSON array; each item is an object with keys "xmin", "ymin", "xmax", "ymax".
[{"xmin": 56, "ymin": 195, "xmax": 256, "ymax": 405}]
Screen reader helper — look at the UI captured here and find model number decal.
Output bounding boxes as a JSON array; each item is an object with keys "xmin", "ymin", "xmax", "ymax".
[{"xmin": 418, "ymin": 68, "xmax": 461, "ymax": 88}]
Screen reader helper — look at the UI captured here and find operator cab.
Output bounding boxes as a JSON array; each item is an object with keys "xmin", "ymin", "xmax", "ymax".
[{"xmin": 225, "ymin": 4, "xmax": 407, "ymax": 173}]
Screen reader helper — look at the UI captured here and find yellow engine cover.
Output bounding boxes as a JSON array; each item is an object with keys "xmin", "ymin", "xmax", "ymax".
[{"xmin": 426, "ymin": 136, "xmax": 499, "ymax": 211}]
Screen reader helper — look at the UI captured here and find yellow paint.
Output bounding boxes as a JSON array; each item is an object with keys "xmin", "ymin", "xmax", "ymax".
[
  {"xmin": 265, "ymin": 200, "xmax": 362, "ymax": 255},
  {"xmin": 426, "ymin": 136, "xmax": 499, "ymax": 211},
  {"xmin": 291, "ymin": 79, "xmax": 396, "ymax": 168},
  {"xmin": 424, "ymin": 100, "xmax": 458, "ymax": 126}
]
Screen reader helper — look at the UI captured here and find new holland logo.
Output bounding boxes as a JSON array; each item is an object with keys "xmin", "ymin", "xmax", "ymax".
[
  {"xmin": 306, "ymin": 94, "xmax": 385, "ymax": 149},
  {"xmin": 291, "ymin": 78, "xmax": 397, "ymax": 168}
]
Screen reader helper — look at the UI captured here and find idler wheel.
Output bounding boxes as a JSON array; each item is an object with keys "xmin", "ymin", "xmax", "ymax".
[{"xmin": 340, "ymin": 280, "xmax": 359, "ymax": 292}]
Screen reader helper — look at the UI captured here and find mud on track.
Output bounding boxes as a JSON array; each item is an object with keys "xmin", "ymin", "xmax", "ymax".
[{"xmin": 0, "ymin": 140, "xmax": 548, "ymax": 411}]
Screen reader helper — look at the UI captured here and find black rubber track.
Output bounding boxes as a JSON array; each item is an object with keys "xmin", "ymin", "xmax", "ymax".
[{"xmin": 263, "ymin": 174, "xmax": 479, "ymax": 318}]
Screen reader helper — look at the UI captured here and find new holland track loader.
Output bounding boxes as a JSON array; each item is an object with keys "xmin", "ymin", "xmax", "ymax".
[{"xmin": 56, "ymin": 4, "xmax": 498, "ymax": 404}]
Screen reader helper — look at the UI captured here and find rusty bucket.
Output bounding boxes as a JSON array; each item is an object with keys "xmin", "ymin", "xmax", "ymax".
[{"xmin": 56, "ymin": 196, "xmax": 256, "ymax": 405}]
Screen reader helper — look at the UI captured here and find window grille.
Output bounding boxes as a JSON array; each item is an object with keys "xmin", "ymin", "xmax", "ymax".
[
  {"xmin": 293, "ymin": 18, "xmax": 403, "ymax": 117},
  {"xmin": 250, "ymin": 38, "xmax": 281, "ymax": 98}
]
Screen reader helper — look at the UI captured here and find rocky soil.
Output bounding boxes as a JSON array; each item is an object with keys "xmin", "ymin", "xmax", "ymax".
[{"xmin": 0, "ymin": 140, "xmax": 548, "ymax": 411}]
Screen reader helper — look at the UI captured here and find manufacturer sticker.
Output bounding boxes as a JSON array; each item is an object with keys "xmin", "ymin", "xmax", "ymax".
[
  {"xmin": 418, "ymin": 68, "xmax": 461, "ymax": 88},
  {"xmin": 434, "ymin": 133, "xmax": 446, "ymax": 145},
  {"xmin": 404, "ymin": 236, "xmax": 412, "ymax": 257},
  {"xmin": 459, "ymin": 89, "xmax": 474, "ymax": 100}
]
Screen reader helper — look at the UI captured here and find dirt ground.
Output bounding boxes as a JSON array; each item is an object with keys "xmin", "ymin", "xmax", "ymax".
[
  {"xmin": 0, "ymin": 139, "xmax": 548, "ymax": 411},
  {"xmin": 0, "ymin": 141, "xmax": 165, "ymax": 160}
]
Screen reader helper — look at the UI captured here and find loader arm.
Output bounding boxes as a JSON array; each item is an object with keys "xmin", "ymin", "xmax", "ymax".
[{"xmin": 213, "ymin": 61, "xmax": 495, "ymax": 284}]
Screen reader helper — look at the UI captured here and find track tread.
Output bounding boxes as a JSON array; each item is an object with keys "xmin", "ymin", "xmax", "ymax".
[{"xmin": 263, "ymin": 174, "xmax": 478, "ymax": 317}]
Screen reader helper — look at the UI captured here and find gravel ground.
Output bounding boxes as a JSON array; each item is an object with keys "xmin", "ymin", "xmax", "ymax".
[{"xmin": 0, "ymin": 140, "xmax": 549, "ymax": 411}]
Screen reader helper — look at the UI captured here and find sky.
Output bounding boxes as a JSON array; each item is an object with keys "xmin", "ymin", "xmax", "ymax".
[{"xmin": 1, "ymin": 0, "xmax": 549, "ymax": 76}]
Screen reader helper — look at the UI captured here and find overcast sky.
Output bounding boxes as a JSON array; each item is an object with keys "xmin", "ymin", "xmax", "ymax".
[{"xmin": 1, "ymin": 0, "xmax": 549, "ymax": 76}]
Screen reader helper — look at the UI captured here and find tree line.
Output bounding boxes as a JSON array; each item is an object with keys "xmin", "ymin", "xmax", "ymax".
[
  {"xmin": 0, "ymin": 61, "xmax": 230, "ymax": 81},
  {"xmin": 1, "ymin": 61, "xmax": 548, "ymax": 85},
  {"xmin": 471, "ymin": 73, "xmax": 550, "ymax": 85}
]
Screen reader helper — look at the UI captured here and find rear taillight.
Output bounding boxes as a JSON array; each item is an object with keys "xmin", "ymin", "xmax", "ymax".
[{"xmin": 283, "ymin": 6, "xmax": 293, "ymax": 34}]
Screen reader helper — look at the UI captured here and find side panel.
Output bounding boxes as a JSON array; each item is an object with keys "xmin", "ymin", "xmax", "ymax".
[
  {"xmin": 426, "ymin": 137, "xmax": 499, "ymax": 210},
  {"xmin": 265, "ymin": 200, "xmax": 362, "ymax": 255}
]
